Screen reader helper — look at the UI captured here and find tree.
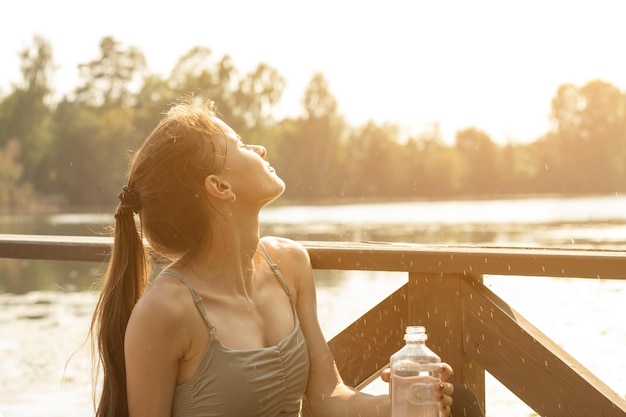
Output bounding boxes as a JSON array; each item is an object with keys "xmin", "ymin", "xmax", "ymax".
[
  {"xmin": 548, "ymin": 80, "xmax": 626, "ymax": 192},
  {"xmin": 74, "ymin": 36, "xmax": 146, "ymax": 107},
  {"xmin": 47, "ymin": 100, "xmax": 134, "ymax": 206},
  {"xmin": 455, "ymin": 127, "xmax": 500, "ymax": 195},
  {"xmin": 498, "ymin": 141, "xmax": 542, "ymax": 194},
  {"xmin": 278, "ymin": 73, "xmax": 346, "ymax": 200},
  {"xmin": 233, "ymin": 62, "xmax": 286, "ymax": 134},
  {"xmin": 132, "ymin": 73, "xmax": 178, "ymax": 139},
  {"xmin": 340, "ymin": 121, "xmax": 403, "ymax": 198},
  {"xmin": 168, "ymin": 46, "xmax": 232, "ymax": 99},
  {"xmin": 0, "ymin": 139, "xmax": 34, "ymax": 209},
  {"xmin": 0, "ymin": 35, "xmax": 55, "ymax": 187},
  {"xmin": 165, "ymin": 47, "xmax": 284, "ymax": 139},
  {"xmin": 405, "ymin": 127, "xmax": 466, "ymax": 198}
]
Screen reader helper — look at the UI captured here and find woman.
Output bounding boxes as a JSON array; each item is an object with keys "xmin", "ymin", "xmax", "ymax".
[{"xmin": 90, "ymin": 97, "xmax": 456, "ymax": 417}]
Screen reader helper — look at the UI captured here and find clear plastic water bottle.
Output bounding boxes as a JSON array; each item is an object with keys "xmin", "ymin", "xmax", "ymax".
[{"xmin": 390, "ymin": 326, "xmax": 441, "ymax": 417}]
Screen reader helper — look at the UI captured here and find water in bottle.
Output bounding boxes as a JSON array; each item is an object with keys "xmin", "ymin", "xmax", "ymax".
[{"xmin": 390, "ymin": 326, "xmax": 441, "ymax": 417}]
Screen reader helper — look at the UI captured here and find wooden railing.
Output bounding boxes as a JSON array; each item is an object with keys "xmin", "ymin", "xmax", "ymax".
[{"xmin": 1, "ymin": 234, "xmax": 626, "ymax": 416}]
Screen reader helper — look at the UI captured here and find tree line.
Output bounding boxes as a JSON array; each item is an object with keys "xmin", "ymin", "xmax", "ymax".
[{"xmin": 1, "ymin": 35, "xmax": 626, "ymax": 212}]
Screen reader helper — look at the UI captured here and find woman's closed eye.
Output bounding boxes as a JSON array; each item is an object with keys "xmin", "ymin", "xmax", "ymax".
[{"xmin": 239, "ymin": 141, "xmax": 252, "ymax": 150}]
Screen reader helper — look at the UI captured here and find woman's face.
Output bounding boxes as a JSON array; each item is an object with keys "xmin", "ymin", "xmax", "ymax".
[{"xmin": 214, "ymin": 118, "xmax": 285, "ymax": 205}]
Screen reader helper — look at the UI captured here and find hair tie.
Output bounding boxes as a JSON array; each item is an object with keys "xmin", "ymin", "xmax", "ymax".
[{"xmin": 117, "ymin": 185, "xmax": 142, "ymax": 214}]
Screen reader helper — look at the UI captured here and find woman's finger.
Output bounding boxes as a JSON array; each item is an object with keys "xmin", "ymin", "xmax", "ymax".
[
  {"xmin": 380, "ymin": 368, "xmax": 391, "ymax": 383},
  {"xmin": 436, "ymin": 381, "xmax": 455, "ymax": 397},
  {"xmin": 436, "ymin": 381, "xmax": 454, "ymax": 417},
  {"xmin": 439, "ymin": 363, "xmax": 454, "ymax": 381}
]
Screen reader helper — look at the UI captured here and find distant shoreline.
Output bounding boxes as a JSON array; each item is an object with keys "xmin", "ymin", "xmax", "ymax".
[{"xmin": 1, "ymin": 192, "xmax": 617, "ymax": 216}]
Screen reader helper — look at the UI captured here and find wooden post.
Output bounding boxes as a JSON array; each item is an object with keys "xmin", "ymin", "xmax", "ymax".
[{"xmin": 407, "ymin": 272, "xmax": 486, "ymax": 412}]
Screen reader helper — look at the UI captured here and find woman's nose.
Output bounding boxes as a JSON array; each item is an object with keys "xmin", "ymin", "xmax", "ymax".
[{"xmin": 254, "ymin": 145, "xmax": 267, "ymax": 159}]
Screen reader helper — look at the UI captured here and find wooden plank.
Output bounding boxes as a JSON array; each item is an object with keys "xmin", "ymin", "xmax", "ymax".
[
  {"xmin": 0, "ymin": 234, "xmax": 169, "ymax": 263},
  {"xmin": 407, "ymin": 272, "xmax": 485, "ymax": 411},
  {"xmin": 327, "ymin": 285, "xmax": 408, "ymax": 388},
  {"xmin": 305, "ymin": 241, "xmax": 626, "ymax": 279},
  {"xmin": 2, "ymin": 235, "xmax": 626, "ymax": 279},
  {"xmin": 0, "ymin": 234, "xmax": 112, "ymax": 262},
  {"xmin": 460, "ymin": 277, "xmax": 626, "ymax": 416}
]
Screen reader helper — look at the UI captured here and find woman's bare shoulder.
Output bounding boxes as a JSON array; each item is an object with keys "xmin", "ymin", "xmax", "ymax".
[
  {"xmin": 260, "ymin": 236, "xmax": 310, "ymax": 263},
  {"xmin": 260, "ymin": 236, "xmax": 314, "ymax": 297},
  {"xmin": 129, "ymin": 272, "xmax": 195, "ymax": 331},
  {"xmin": 125, "ymin": 273, "xmax": 195, "ymax": 375}
]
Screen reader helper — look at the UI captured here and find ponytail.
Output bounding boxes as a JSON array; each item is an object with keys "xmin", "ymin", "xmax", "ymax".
[{"xmin": 91, "ymin": 187, "xmax": 148, "ymax": 417}]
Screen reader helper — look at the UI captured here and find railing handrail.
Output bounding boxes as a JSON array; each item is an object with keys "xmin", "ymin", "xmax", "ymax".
[
  {"xmin": 2, "ymin": 234, "xmax": 626, "ymax": 416},
  {"xmin": 2, "ymin": 234, "xmax": 626, "ymax": 279}
]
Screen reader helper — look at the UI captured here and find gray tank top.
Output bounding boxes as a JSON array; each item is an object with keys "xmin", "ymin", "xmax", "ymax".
[{"xmin": 166, "ymin": 243, "xmax": 310, "ymax": 417}]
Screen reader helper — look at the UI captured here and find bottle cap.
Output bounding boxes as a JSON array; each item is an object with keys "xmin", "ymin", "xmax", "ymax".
[{"xmin": 405, "ymin": 325, "xmax": 428, "ymax": 341}]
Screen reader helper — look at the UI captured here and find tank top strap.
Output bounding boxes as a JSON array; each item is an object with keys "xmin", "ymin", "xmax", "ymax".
[
  {"xmin": 161, "ymin": 269, "xmax": 215, "ymax": 332},
  {"xmin": 258, "ymin": 241, "xmax": 295, "ymax": 305}
]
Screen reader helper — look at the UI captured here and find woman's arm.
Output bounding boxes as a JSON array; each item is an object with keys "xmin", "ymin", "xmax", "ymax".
[{"xmin": 124, "ymin": 282, "xmax": 188, "ymax": 417}]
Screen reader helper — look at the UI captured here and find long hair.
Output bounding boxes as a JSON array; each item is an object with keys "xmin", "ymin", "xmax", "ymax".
[{"xmin": 90, "ymin": 97, "xmax": 225, "ymax": 417}]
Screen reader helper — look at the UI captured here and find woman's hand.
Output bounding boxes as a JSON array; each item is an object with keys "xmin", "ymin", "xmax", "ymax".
[
  {"xmin": 381, "ymin": 363, "xmax": 454, "ymax": 417},
  {"xmin": 434, "ymin": 363, "xmax": 455, "ymax": 417}
]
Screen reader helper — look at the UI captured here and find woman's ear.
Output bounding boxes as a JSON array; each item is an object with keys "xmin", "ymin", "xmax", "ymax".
[{"xmin": 204, "ymin": 174, "xmax": 233, "ymax": 202}]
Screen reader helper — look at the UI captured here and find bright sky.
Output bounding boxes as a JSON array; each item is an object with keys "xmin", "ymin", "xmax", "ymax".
[{"xmin": 2, "ymin": 0, "xmax": 626, "ymax": 144}]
